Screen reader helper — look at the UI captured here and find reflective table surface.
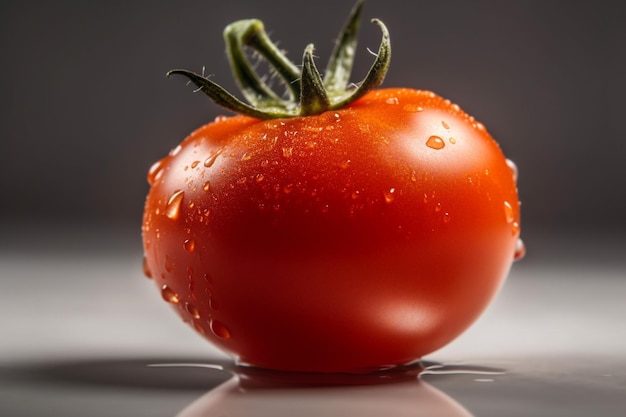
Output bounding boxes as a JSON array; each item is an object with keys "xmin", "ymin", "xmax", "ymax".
[{"xmin": 1, "ymin": 230, "xmax": 625, "ymax": 416}]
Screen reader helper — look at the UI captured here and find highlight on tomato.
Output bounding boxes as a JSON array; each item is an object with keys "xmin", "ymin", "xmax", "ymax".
[{"xmin": 142, "ymin": 1, "xmax": 524, "ymax": 373}]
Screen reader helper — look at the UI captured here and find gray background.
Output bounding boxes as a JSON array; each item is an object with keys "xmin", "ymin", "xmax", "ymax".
[
  {"xmin": 2, "ymin": 0, "xmax": 625, "ymax": 249},
  {"xmin": 2, "ymin": 3, "xmax": 625, "ymax": 416}
]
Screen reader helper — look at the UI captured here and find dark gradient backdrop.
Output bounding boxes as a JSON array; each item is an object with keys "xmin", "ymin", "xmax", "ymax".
[{"xmin": 2, "ymin": 1, "xmax": 625, "ymax": 242}]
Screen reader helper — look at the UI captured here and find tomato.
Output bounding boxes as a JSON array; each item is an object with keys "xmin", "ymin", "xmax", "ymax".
[{"xmin": 142, "ymin": 3, "xmax": 522, "ymax": 373}]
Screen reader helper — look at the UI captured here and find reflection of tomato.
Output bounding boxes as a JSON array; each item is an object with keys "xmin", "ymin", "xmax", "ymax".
[
  {"xmin": 177, "ymin": 367, "xmax": 473, "ymax": 417},
  {"xmin": 142, "ymin": 4, "xmax": 523, "ymax": 373}
]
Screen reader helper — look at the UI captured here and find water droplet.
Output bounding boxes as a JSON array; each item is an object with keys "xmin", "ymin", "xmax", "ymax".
[
  {"xmin": 169, "ymin": 144, "xmax": 182, "ymax": 156},
  {"xmin": 475, "ymin": 121, "xmax": 486, "ymax": 131},
  {"xmin": 443, "ymin": 212, "xmax": 451, "ymax": 223},
  {"xmin": 202, "ymin": 181, "xmax": 210, "ymax": 192},
  {"xmin": 161, "ymin": 285, "xmax": 180, "ymax": 304},
  {"xmin": 240, "ymin": 152, "xmax": 252, "ymax": 161},
  {"xmin": 282, "ymin": 147, "xmax": 293, "ymax": 158},
  {"xmin": 435, "ymin": 202, "xmax": 442, "ymax": 212},
  {"xmin": 514, "ymin": 238, "xmax": 526, "ymax": 261},
  {"xmin": 214, "ymin": 115, "xmax": 228, "ymax": 122},
  {"xmin": 183, "ymin": 239, "xmax": 195, "ymax": 252},
  {"xmin": 191, "ymin": 160, "xmax": 200, "ymax": 168},
  {"xmin": 166, "ymin": 190, "xmax": 185, "ymax": 220},
  {"xmin": 426, "ymin": 135, "xmax": 445, "ymax": 150},
  {"xmin": 383, "ymin": 188, "xmax": 396, "ymax": 203},
  {"xmin": 410, "ymin": 170, "xmax": 418, "ymax": 182},
  {"xmin": 210, "ymin": 319, "xmax": 231, "ymax": 339},
  {"xmin": 283, "ymin": 183, "xmax": 294, "ymax": 194},
  {"xmin": 255, "ymin": 173, "xmax": 265, "ymax": 183},
  {"xmin": 511, "ymin": 221, "xmax": 520, "ymax": 236},
  {"xmin": 164, "ymin": 255, "xmax": 174, "ymax": 272},
  {"xmin": 142, "ymin": 256, "xmax": 152, "ymax": 279},
  {"xmin": 449, "ymin": 137, "xmax": 456, "ymax": 144},
  {"xmin": 403, "ymin": 104, "xmax": 423, "ymax": 112},
  {"xmin": 193, "ymin": 320, "xmax": 206, "ymax": 334},
  {"xmin": 185, "ymin": 302, "xmax": 200, "ymax": 319},
  {"xmin": 503, "ymin": 201, "xmax": 515, "ymax": 223},
  {"xmin": 441, "ymin": 120, "xmax": 450, "ymax": 129},
  {"xmin": 204, "ymin": 148, "xmax": 223, "ymax": 167},
  {"xmin": 339, "ymin": 160, "xmax": 351, "ymax": 169},
  {"xmin": 351, "ymin": 190, "xmax": 360, "ymax": 200},
  {"xmin": 147, "ymin": 159, "xmax": 165, "ymax": 185},
  {"xmin": 506, "ymin": 158, "xmax": 518, "ymax": 182},
  {"xmin": 386, "ymin": 97, "xmax": 399, "ymax": 105}
]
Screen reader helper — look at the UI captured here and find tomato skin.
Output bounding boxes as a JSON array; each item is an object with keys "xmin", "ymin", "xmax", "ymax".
[{"xmin": 142, "ymin": 88, "xmax": 520, "ymax": 373}]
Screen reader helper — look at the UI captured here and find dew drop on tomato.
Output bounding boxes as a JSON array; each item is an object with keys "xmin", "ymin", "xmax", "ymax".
[
  {"xmin": 183, "ymin": 239, "xmax": 195, "ymax": 252},
  {"xmin": 403, "ymin": 104, "xmax": 423, "ymax": 112},
  {"xmin": 506, "ymin": 158, "xmax": 519, "ymax": 182},
  {"xmin": 142, "ymin": 256, "xmax": 153, "ymax": 279},
  {"xmin": 169, "ymin": 144, "xmax": 182, "ymax": 156},
  {"xmin": 282, "ymin": 147, "xmax": 293, "ymax": 158},
  {"xmin": 166, "ymin": 190, "xmax": 185, "ymax": 220},
  {"xmin": 503, "ymin": 201, "xmax": 515, "ymax": 223},
  {"xmin": 161, "ymin": 285, "xmax": 180, "ymax": 304},
  {"xmin": 514, "ymin": 238, "xmax": 526, "ymax": 261},
  {"xmin": 147, "ymin": 159, "xmax": 165, "ymax": 185},
  {"xmin": 185, "ymin": 302, "xmax": 200, "ymax": 319},
  {"xmin": 426, "ymin": 135, "xmax": 445, "ymax": 150},
  {"xmin": 204, "ymin": 148, "xmax": 223, "ymax": 168},
  {"xmin": 210, "ymin": 319, "xmax": 231, "ymax": 339},
  {"xmin": 202, "ymin": 181, "xmax": 211, "ymax": 192},
  {"xmin": 383, "ymin": 188, "xmax": 396, "ymax": 203},
  {"xmin": 164, "ymin": 255, "xmax": 174, "ymax": 272},
  {"xmin": 385, "ymin": 97, "xmax": 399, "ymax": 105},
  {"xmin": 511, "ymin": 221, "xmax": 521, "ymax": 236},
  {"xmin": 193, "ymin": 320, "xmax": 206, "ymax": 335}
]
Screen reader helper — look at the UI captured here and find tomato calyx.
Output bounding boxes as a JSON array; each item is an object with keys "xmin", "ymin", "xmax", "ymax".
[{"xmin": 167, "ymin": 1, "xmax": 390, "ymax": 119}]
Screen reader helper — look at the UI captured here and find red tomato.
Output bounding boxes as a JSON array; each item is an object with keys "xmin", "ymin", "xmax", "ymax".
[{"xmin": 142, "ymin": 5, "xmax": 522, "ymax": 373}]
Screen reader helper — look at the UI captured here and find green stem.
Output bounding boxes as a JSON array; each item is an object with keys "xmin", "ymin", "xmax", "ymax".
[
  {"xmin": 300, "ymin": 44, "xmax": 331, "ymax": 115},
  {"xmin": 324, "ymin": 0, "xmax": 364, "ymax": 92},
  {"xmin": 169, "ymin": 2, "xmax": 391, "ymax": 119}
]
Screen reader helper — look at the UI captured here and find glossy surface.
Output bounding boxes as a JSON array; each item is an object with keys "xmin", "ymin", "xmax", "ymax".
[{"xmin": 142, "ymin": 89, "xmax": 521, "ymax": 372}]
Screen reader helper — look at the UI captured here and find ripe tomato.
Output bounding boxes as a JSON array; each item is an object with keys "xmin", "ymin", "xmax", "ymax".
[{"xmin": 142, "ymin": 4, "xmax": 522, "ymax": 373}]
